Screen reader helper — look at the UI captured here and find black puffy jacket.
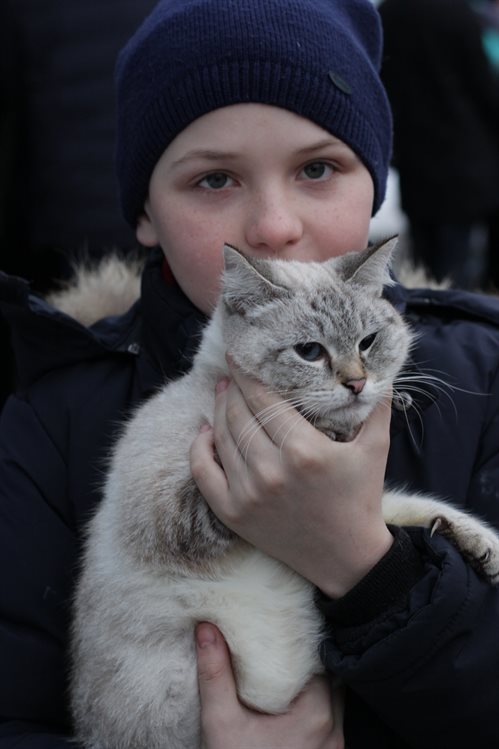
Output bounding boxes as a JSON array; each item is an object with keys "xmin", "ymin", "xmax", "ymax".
[{"xmin": 1, "ymin": 250, "xmax": 499, "ymax": 748}]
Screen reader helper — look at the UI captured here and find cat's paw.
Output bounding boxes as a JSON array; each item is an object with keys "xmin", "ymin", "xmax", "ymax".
[{"xmin": 431, "ymin": 515, "xmax": 499, "ymax": 583}]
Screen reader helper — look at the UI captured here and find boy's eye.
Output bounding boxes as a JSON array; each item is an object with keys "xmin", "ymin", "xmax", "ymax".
[
  {"xmin": 300, "ymin": 161, "xmax": 333, "ymax": 181},
  {"xmin": 198, "ymin": 172, "xmax": 233, "ymax": 189}
]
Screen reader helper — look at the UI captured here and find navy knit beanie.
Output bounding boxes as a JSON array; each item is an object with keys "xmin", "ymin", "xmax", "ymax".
[{"xmin": 115, "ymin": 0, "xmax": 392, "ymax": 226}]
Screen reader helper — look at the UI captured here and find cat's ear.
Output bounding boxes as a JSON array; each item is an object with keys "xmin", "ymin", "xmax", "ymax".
[
  {"xmin": 222, "ymin": 244, "xmax": 289, "ymax": 314},
  {"xmin": 336, "ymin": 236, "xmax": 397, "ymax": 294}
]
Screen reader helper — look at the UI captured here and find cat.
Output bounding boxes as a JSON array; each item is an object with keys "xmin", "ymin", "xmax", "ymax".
[{"xmin": 70, "ymin": 238, "xmax": 499, "ymax": 749}]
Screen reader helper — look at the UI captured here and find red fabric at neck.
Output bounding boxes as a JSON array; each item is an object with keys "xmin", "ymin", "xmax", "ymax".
[{"xmin": 161, "ymin": 258, "xmax": 175, "ymax": 285}]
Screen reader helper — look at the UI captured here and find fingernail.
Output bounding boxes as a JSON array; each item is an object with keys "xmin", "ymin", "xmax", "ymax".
[
  {"xmin": 199, "ymin": 422, "xmax": 212, "ymax": 433},
  {"xmin": 215, "ymin": 377, "xmax": 229, "ymax": 395},
  {"xmin": 196, "ymin": 622, "xmax": 217, "ymax": 649}
]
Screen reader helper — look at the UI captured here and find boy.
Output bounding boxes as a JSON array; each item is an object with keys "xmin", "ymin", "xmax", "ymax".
[{"xmin": 1, "ymin": 1, "xmax": 499, "ymax": 746}]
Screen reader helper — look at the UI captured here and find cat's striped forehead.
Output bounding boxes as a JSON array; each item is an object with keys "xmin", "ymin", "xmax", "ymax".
[
  {"xmin": 287, "ymin": 282, "xmax": 386, "ymax": 340},
  {"xmin": 266, "ymin": 256, "xmax": 395, "ymax": 332}
]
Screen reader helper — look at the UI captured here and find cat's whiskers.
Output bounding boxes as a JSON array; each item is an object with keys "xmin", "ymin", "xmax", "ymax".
[
  {"xmin": 394, "ymin": 371, "xmax": 461, "ymax": 420},
  {"xmin": 266, "ymin": 394, "xmax": 333, "ymax": 453},
  {"xmin": 392, "ymin": 365, "xmax": 482, "ymax": 449},
  {"xmin": 411, "ymin": 362, "xmax": 486, "ymax": 393},
  {"xmin": 392, "ymin": 385, "xmax": 425, "ymax": 448},
  {"xmin": 392, "ymin": 370, "xmax": 454, "ymax": 444},
  {"xmin": 400, "ymin": 367, "xmax": 486, "ymax": 397},
  {"xmin": 236, "ymin": 370, "xmax": 469, "ymax": 458},
  {"xmin": 235, "ymin": 398, "xmax": 306, "ymax": 463},
  {"xmin": 234, "ymin": 390, "xmax": 334, "ymax": 463},
  {"xmin": 275, "ymin": 410, "xmax": 312, "ymax": 456}
]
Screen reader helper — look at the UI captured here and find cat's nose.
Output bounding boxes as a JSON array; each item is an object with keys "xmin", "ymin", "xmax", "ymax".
[{"xmin": 344, "ymin": 377, "xmax": 366, "ymax": 395}]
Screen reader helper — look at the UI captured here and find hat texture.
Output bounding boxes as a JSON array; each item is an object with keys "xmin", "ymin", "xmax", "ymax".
[{"xmin": 115, "ymin": 0, "xmax": 392, "ymax": 225}]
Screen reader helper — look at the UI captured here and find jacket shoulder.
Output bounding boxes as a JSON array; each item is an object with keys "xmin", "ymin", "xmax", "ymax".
[
  {"xmin": 395, "ymin": 284, "xmax": 499, "ymax": 328},
  {"xmin": 0, "ymin": 267, "xmax": 142, "ymax": 389}
]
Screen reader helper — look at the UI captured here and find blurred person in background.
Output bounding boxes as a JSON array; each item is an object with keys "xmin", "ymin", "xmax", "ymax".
[
  {"xmin": 378, "ymin": 0, "xmax": 499, "ymax": 289},
  {"xmin": 474, "ymin": 0, "xmax": 499, "ymax": 289},
  {"xmin": 474, "ymin": 0, "xmax": 499, "ymax": 72},
  {"xmin": 0, "ymin": 0, "xmax": 156, "ymax": 408}
]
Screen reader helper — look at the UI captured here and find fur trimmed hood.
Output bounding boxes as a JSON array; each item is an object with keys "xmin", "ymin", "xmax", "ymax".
[
  {"xmin": 2, "ymin": 247, "xmax": 498, "ymax": 396},
  {"xmin": 0, "ymin": 255, "xmax": 145, "ymax": 391},
  {"xmin": 0, "ymin": 248, "xmax": 205, "ymax": 394},
  {"xmin": 43, "ymin": 249, "xmax": 447, "ymax": 330},
  {"xmin": 46, "ymin": 253, "xmax": 145, "ymax": 327}
]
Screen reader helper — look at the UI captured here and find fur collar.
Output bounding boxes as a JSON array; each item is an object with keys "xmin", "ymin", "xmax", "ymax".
[
  {"xmin": 46, "ymin": 253, "xmax": 145, "ymax": 327},
  {"xmin": 44, "ymin": 250, "xmax": 446, "ymax": 329}
]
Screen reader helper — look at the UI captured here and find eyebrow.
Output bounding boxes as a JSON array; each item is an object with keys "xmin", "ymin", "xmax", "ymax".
[
  {"xmin": 170, "ymin": 149, "xmax": 240, "ymax": 168},
  {"xmin": 295, "ymin": 137, "xmax": 345, "ymax": 154},
  {"xmin": 170, "ymin": 138, "xmax": 346, "ymax": 169}
]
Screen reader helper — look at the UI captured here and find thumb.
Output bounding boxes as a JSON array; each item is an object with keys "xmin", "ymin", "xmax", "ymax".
[
  {"xmin": 196, "ymin": 622, "xmax": 239, "ymax": 711},
  {"xmin": 357, "ymin": 391, "xmax": 392, "ymax": 444}
]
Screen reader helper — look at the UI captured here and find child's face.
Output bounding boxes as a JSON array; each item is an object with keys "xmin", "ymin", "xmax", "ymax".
[{"xmin": 137, "ymin": 104, "xmax": 374, "ymax": 314}]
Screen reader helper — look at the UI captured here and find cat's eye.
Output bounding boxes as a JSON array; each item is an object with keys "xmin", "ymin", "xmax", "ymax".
[
  {"xmin": 294, "ymin": 342, "xmax": 326, "ymax": 362},
  {"xmin": 359, "ymin": 333, "xmax": 377, "ymax": 352}
]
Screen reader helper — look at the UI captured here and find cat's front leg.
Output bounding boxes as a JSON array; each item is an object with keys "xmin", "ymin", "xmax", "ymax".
[{"xmin": 382, "ymin": 490, "xmax": 499, "ymax": 583}]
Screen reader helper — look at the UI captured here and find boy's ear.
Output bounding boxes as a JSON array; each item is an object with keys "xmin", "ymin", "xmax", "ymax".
[
  {"xmin": 222, "ymin": 244, "xmax": 289, "ymax": 314},
  {"xmin": 136, "ymin": 202, "xmax": 159, "ymax": 247},
  {"xmin": 335, "ymin": 236, "xmax": 398, "ymax": 294}
]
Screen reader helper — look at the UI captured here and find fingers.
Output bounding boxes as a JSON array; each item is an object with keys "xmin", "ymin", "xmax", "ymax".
[
  {"xmin": 196, "ymin": 627, "xmax": 344, "ymax": 749},
  {"xmin": 190, "ymin": 423, "xmax": 228, "ymax": 497},
  {"xmin": 221, "ymin": 356, "xmax": 392, "ymax": 451},
  {"xmin": 196, "ymin": 623, "xmax": 239, "ymax": 717},
  {"xmin": 355, "ymin": 390, "xmax": 392, "ymax": 451},
  {"xmin": 294, "ymin": 679, "xmax": 344, "ymax": 749},
  {"xmin": 330, "ymin": 687, "xmax": 345, "ymax": 748},
  {"xmin": 222, "ymin": 362, "xmax": 318, "ymax": 452},
  {"xmin": 285, "ymin": 676, "xmax": 341, "ymax": 745},
  {"xmin": 291, "ymin": 675, "xmax": 331, "ymax": 712}
]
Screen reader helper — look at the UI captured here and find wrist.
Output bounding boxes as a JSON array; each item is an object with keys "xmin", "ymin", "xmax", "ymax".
[
  {"xmin": 316, "ymin": 523, "xmax": 394, "ymax": 599},
  {"xmin": 316, "ymin": 526, "xmax": 426, "ymax": 627}
]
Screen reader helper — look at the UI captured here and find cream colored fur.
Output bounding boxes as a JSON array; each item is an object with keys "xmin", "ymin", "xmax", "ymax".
[
  {"xmin": 46, "ymin": 253, "xmax": 144, "ymax": 327},
  {"xmin": 44, "ymin": 247, "xmax": 444, "ymax": 329},
  {"xmin": 396, "ymin": 259, "xmax": 450, "ymax": 290}
]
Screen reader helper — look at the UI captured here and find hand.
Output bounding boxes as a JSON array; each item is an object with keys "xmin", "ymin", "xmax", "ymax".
[
  {"xmin": 196, "ymin": 622, "xmax": 344, "ymax": 749},
  {"xmin": 191, "ymin": 361, "xmax": 393, "ymax": 598}
]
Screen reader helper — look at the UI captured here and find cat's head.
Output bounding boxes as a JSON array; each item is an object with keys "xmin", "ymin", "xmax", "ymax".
[{"xmin": 219, "ymin": 238, "xmax": 413, "ymax": 441}]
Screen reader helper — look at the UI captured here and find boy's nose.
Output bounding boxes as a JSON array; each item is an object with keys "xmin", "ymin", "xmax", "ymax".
[{"xmin": 245, "ymin": 193, "xmax": 303, "ymax": 253}]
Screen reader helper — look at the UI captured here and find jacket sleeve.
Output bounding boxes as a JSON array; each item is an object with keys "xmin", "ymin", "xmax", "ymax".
[
  {"xmin": 0, "ymin": 395, "xmax": 81, "ymax": 748},
  {"xmin": 320, "ymin": 530, "xmax": 499, "ymax": 747},
  {"xmin": 318, "ymin": 361, "xmax": 499, "ymax": 748}
]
